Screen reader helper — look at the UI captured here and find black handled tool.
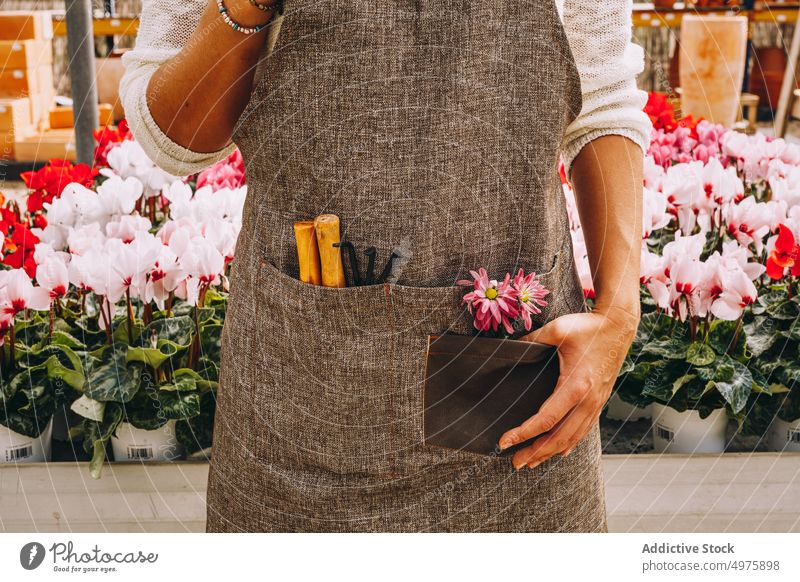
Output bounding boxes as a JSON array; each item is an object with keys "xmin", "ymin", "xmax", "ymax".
[
  {"xmin": 363, "ymin": 247, "xmax": 377, "ymax": 285},
  {"xmin": 376, "ymin": 251, "xmax": 400, "ymax": 284},
  {"xmin": 333, "ymin": 241, "xmax": 362, "ymax": 287}
]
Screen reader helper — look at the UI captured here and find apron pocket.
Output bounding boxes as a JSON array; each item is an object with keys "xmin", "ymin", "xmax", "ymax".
[
  {"xmin": 422, "ymin": 333, "xmax": 559, "ymax": 457},
  {"xmin": 248, "ymin": 257, "xmax": 469, "ymax": 475}
]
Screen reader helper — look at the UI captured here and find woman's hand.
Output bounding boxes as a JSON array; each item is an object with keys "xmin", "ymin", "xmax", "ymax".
[
  {"xmin": 498, "ymin": 133, "xmax": 645, "ymax": 470},
  {"xmin": 497, "ymin": 305, "xmax": 639, "ymax": 470}
]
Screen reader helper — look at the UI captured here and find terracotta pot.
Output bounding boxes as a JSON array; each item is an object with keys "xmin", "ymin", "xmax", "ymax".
[
  {"xmin": 94, "ymin": 49, "xmax": 129, "ymax": 122},
  {"xmin": 749, "ymin": 47, "xmax": 789, "ymax": 111},
  {"xmin": 679, "ymin": 15, "xmax": 748, "ymax": 127}
]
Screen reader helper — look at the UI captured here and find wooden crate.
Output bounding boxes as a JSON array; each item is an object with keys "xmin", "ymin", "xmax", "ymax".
[
  {"xmin": 0, "ymin": 64, "xmax": 53, "ymax": 99},
  {"xmin": 0, "ymin": 39, "xmax": 52, "ymax": 69},
  {"xmin": 0, "ymin": 123, "xmax": 33, "ymax": 160},
  {"xmin": 0, "ymin": 96, "xmax": 31, "ymax": 131},
  {"xmin": 13, "ymin": 128, "xmax": 75, "ymax": 162},
  {"xmin": 49, "ymin": 103, "xmax": 114, "ymax": 129},
  {"xmin": 0, "ymin": 11, "xmax": 54, "ymax": 41}
]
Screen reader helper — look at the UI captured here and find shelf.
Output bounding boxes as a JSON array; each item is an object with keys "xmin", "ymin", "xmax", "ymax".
[
  {"xmin": 43, "ymin": 5, "xmax": 798, "ymax": 38},
  {"xmin": 632, "ymin": 3, "xmax": 799, "ymax": 28}
]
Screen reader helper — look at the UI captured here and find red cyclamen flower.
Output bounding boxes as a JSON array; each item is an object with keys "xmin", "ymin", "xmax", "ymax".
[{"xmin": 766, "ymin": 224, "xmax": 800, "ymax": 280}]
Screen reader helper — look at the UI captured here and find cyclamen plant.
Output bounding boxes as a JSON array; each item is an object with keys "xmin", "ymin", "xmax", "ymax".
[
  {"xmin": 572, "ymin": 92, "xmax": 800, "ymax": 429},
  {"xmin": 458, "ymin": 268, "xmax": 549, "ymax": 337},
  {"xmin": 0, "ymin": 129, "xmax": 246, "ymax": 478}
]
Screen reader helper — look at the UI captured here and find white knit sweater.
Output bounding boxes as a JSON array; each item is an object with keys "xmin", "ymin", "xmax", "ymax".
[{"xmin": 120, "ymin": 0, "xmax": 652, "ymax": 178}]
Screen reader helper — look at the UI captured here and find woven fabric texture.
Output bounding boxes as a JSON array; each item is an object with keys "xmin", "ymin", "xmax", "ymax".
[
  {"xmin": 205, "ymin": 0, "xmax": 608, "ymax": 532},
  {"xmin": 120, "ymin": 0, "xmax": 651, "ymax": 177}
]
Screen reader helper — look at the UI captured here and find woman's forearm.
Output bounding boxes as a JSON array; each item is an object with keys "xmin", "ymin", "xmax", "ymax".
[
  {"xmin": 570, "ymin": 134, "xmax": 643, "ymax": 319},
  {"xmin": 146, "ymin": 0, "xmax": 276, "ymax": 153}
]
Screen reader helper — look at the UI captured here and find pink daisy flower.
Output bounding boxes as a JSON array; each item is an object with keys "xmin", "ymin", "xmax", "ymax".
[
  {"xmin": 512, "ymin": 268, "xmax": 549, "ymax": 331},
  {"xmin": 458, "ymin": 268, "xmax": 520, "ymax": 334}
]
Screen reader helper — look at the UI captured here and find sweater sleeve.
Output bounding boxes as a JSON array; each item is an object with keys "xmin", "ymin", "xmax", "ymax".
[
  {"xmin": 557, "ymin": 0, "xmax": 652, "ymax": 178},
  {"xmin": 119, "ymin": 0, "xmax": 237, "ymax": 177}
]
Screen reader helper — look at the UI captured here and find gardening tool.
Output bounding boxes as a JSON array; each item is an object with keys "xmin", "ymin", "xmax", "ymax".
[
  {"xmin": 376, "ymin": 251, "xmax": 400, "ymax": 284},
  {"xmin": 363, "ymin": 247, "xmax": 377, "ymax": 285},
  {"xmin": 333, "ymin": 241, "xmax": 362, "ymax": 287}
]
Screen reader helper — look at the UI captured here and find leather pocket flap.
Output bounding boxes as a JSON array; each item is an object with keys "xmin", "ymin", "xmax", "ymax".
[{"xmin": 423, "ymin": 334, "xmax": 560, "ymax": 456}]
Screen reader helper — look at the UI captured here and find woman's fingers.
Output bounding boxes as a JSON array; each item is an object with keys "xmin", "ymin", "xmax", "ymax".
[
  {"xmin": 511, "ymin": 403, "xmax": 594, "ymax": 470},
  {"xmin": 498, "ymin": 369, "xmax": 588, "ymax": 450},
  {"xmin": 510, "ymin": 405, "xmax": 585, "ymax": 469}
]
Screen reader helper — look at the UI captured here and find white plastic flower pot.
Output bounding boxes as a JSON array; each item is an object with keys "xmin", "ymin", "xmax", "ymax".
[
  {"xmin": 0, "ymin": 418, "xmax": 54, "ymax": 463},
  {"xmin": 651, "ymin": 403, "xmax": 728, "ymax": 454},
  {"xmin": 605, "ymin": 393, "xmax": 651, "ymax": 421},
  {"xmin": 768, "ymin": 417, "xmax": 800, "ymax": 452},
  {"xmin": 111, "ymin": 420, "xmax": 185, "ymax": 462}
]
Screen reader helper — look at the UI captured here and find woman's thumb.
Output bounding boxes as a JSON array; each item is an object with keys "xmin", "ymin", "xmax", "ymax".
[{"xmin": 521, "ymin": 319, "xmax": 561, "ymax": 346}]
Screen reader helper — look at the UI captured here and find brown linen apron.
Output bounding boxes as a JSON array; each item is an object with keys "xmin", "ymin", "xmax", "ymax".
[{"xmin": 205, "ymin": 0, "xmax": 608, "ymax": 532}]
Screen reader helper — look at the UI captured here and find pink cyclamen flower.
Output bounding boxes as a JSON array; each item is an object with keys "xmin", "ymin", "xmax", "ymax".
[
  {"xmin": 710, "ymin": 269, "xmax": 757, "ymax": 321},
  {"xmin": 512, "ymin": 268, "xmax": 549, "ymax": 331},
  {"xmin": 458, "ymin": 268, "xmax": 520, "ymax": 334},
  {"xmin": 0, "ymin": 269, "xmax": 51, "ymax": 315},
  {"xmin": 36, "ymin": 255, "xmax": 70, "ymax": 299},
  {"xmin": 195, "ymin": 149, "xmax": 245, "ymax": 191}
]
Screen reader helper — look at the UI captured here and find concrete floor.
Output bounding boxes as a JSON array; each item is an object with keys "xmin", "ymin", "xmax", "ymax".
[{"xmin": 2, "ymin": 454, "xmax": 799, "ymax": 532}]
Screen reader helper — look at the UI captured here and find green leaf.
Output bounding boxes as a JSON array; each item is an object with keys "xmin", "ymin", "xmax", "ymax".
[
  {"xmin": 145, "ymin": 316, "xmax": 194, "ymax": 349},
  {"xmin": 768, "ymin": 383, "xmax": 791, "ymax": 394},
  {"xmin": 0, "ymin": 411, "xmax": 52, "ymax": 438},
  {"xmin": 759, "ymin": 358, "xmax": 788, "ymax": 376},
  {"xmin": 766, "ymin": 298, "xmax": 800, "ymax": 320},
  {"xmin": 641, "ymin": 337, "xmax": 689, "ymax": 360},
  {"xmin": 642, "ymin": 362, "xmax": 675, "ymax": 401},
  {"xmin": 780, "ymin": 367, "xmax": 800, "ymax": 387},
  {"xmin": 713, "ymin": 358, "xmax": 753, "ymax": 414},
  {"xmin": 49, "ymin": 330, "xmax": 87, "ymax": 350},
  {"xmin": 708, "ymin": 320, "xmax": 745, "ymax": 357},
  {"xmin": 175, "ymin": 392, "xmax": 216, "ymax": 454},
  {"xmin": 83, "ymin": 402, "xmax": 123, "ymax": 479},
  {"xmin": 120, "ymin": 381, "xmax": 169, "ymax": 430},
  {"xmin": 695, "ymin": 365, "xmax": 717, "ymax": 382},
  {"xmin": 112, "ymin": 318, "xmax": 146, "ymax": 345},
  {"xmin": 686, "ymin": 342, "xmax": 716, "ymax": 366},
  {"xmin": 672, "ymin": 374, "xmax": 696, "ymax": 394},
  {"xmin": 159, "ymin": 390, "xmax": 201, "ymax": 420},
  {"xmin": 84, "ymin": 347, "xmax": 142, "ymax": 403},
  {"xmin": 73, "ymin": 316, "xmax": 108, "ymax": 348},
  {"xmin": 161, "ymin": 368, "xmax": 200, "ymax": 392},
  {"xmin": 744, "ymin": 317, "xmax": 778, "ymax": 357},
  {"xmin": 618, "ymin": 356, "xmax": 634, "ymax": 376},
  {"xmin": 9, "ymin": 354, "xmax": 83, "ymax": 409},
  {"xmin": 70, "ymin": 394, "xmax": 106, "ymax": 422},
  {"xmin": 126, "ymin": 346, "xmax": 171, "ymax": 369}
]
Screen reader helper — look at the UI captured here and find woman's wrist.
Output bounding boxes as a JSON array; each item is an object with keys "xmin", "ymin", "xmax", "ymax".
[{"xmin": 593, "ymin": 300, "xmax": 641, "ymax": 333}]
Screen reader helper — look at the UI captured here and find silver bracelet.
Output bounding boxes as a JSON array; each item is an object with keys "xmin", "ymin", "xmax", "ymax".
[{"xmin": 216, "ymin": 0, "xmax": 270, "ymax": 35}]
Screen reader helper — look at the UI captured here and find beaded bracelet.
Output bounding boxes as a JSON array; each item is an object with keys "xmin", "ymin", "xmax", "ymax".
[
  {"xmin": 216, "ymin": 0, "xmax": 270, "ymax": 35},
  {"xmin": 248, "ymin": 0, "xmax": 283, "ymax": 14}
]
